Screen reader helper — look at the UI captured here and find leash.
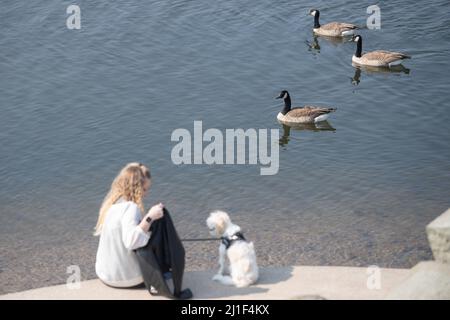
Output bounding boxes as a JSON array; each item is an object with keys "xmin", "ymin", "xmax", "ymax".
[{"xmin": 180, "ymin": 237, "xmax": 221, "ymax": 242}]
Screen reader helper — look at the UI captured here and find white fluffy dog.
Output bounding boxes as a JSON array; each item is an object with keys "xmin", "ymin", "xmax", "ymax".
[{"xmin": 206, "ymin": 210, "xmax": 259, "ymax": 287}]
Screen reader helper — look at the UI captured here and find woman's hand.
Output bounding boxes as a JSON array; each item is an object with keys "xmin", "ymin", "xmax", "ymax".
[
  {"xmin": 147, "ymin": 203, "xmax": 164, "ymax": 221},
  {"xmin": 139, "ymin": 203, "xmax": 164, "ymax": 232}
]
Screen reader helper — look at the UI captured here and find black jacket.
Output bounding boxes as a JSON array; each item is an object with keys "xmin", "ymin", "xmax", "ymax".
[{"xmin": 134, "ymin": 208, "xmax": 186, "ymax": 298}]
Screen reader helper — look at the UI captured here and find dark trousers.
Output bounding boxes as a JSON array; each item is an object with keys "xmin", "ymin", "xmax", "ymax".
[{"xmin": 134, "ymin": 208, "xmax": 186, "ymax": 298}]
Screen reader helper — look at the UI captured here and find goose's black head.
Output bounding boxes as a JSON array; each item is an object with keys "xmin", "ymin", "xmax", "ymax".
[
  {"xmin": 309, "ymin": 9, "xmax": 320, "ymax": 28},
  {"xmin": 276, "ymin": 90, "xmax": 290, "ymax": 100},
  {"xmin": 276, "ymin": 90, "xmax": 291, "ymax": 114},
  {"xmin": 349, "ymin": 34, "xmax": 362, "ymax": 43},
  {"xmin": 309, "ymin": 9, "xmax": 320, "ymax": 18}
]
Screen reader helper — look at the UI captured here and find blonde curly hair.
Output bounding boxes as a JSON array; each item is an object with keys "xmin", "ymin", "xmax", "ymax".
[{"xmin": 94, "ymin": 162, "xmax": 151, "ymax": 236}]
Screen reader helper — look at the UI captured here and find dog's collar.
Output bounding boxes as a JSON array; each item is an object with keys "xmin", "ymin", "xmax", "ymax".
[{"xmin": 221, "ymin": 232, "xmax": 246, "ymax": 250}]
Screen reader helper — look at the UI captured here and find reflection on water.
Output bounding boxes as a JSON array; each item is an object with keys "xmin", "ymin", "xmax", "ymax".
[
  {"xmin": 351, "ymin": 64, "xmax": 411, "ymax": 85},
  {"xmin": 306, "ymin": 34, "xmax": 349, "ymax": 55},
  {"xmin": 279, "ymin": 122, "xmax": 336, "ymax": 147},
  {"xmin": 351, "ymin": 68, "xmax": 362, "ymax": 85},
  {"xmin": 315, "ymin": 34, "xmax": 348, "ymax": 46},
  {"xmin": 305, "ymin": 36, "xmax": 320, "ymax": 54}
]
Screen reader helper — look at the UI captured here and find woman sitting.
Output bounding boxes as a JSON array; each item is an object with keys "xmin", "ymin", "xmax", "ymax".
[{"xmin": 94, "ymin": 162, "xmax": 164, "ymax": 288}]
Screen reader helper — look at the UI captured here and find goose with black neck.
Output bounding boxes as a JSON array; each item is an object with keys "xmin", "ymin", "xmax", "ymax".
[
  {"xmin": 350, "ymin": 35, "xmax": 411, "ymax": 67},
  {"xmin": 309, "ymin": 9, "xmax": 358, "ymax": 37},
  {"xmin": 276, "ymin": 90, "xmax": 336, "ymax": 124}
]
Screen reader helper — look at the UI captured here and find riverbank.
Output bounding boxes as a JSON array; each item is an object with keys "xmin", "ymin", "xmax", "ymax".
[
  {"xmin": 0, "ymin": 265, "xmax": 411, "ymax": 300},
  {"xmin": 2, "ymin": 208, "xmax": 449, "ymax": 299},
  {"xmin": 0, "ymin": 204, "xmax": 435, "ymax": 295},
  {"xmin": 3, "ymin": 262, "xmax": 449, "ymax": 300}
]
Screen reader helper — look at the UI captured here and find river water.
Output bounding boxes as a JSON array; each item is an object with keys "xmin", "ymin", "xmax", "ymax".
[{"xmin": 1, "ymin": 0, "xmax": 449, "ymax": 293}]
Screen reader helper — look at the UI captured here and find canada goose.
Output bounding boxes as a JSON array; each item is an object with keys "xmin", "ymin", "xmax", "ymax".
[
  {"xmin": 276, "ymin": 90, "xmax": 336, "ymax": 124},
  {"xmin": 309, "ymin": 9, "xmax": 358, "ymax": 37},
  {"xmin": 350, "ymin": 35, "xmax": 411, "ymax": 67}
]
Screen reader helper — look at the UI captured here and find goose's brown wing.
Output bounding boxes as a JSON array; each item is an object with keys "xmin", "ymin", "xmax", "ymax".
[
  {"xmin": 321, "ymin": 22, "xmax": 358, "ymax": 33},
  {"xmin": 363, "ymin": 50, "xmax": 411, "ymax": 64},
  {"xmin": 287, "ymin": 106, "xmax": 336, "ymax": 118}
]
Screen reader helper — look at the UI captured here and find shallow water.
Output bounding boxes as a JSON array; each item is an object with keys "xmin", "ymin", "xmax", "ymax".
[{"xmin": 1, "ymin": 0, "xmax": 450, "ymax": 293}]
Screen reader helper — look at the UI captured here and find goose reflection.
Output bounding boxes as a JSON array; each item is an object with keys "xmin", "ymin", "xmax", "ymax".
[
  {"xmin": 351, "ymin": 63, "xmax": 410, "ymax": 85},
  {"xmin": 306, "ymin": 34, "xmax": 347, "ymax": 54},
  {"xmin": 315, "ymin": 34, "xmax": 347, "ymax": 46},
  {"xmin": 305, "ymin": 35, "xmax": 321, "ymax": 54},
  {"xmin": 279, "ymin": 122, "xmax": 336, "ymax": 147}
]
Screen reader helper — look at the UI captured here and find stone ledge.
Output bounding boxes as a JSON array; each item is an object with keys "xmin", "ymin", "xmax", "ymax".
[
  {"xmin": 426, "ymin": 208, "xmax": 450, "ymax": 263},
  {"xmin": 385, "ymin": 261, "xmax": 450, "ymax": 300},
  {"xmin": 0, "ymin": 265, "xmax": 410, "ymax": 300}
]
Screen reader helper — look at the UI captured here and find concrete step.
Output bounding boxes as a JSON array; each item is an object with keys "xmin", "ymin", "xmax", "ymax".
[
  {"xmin": 385, "ymin": 261, "xmax": 450, "ymax": 300},
  {"xmin": 0, "ymin": 265, "xmax": 410, "ymax": 300}
]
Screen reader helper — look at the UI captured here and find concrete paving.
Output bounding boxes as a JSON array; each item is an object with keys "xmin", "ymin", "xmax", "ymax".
[
  {"xmin": 0, "ymin": 265, "xmax": 411, "ymax": 300},
  {"xmin": 386, "ymin": 261, "xmax": 450, "ymax": 299}
]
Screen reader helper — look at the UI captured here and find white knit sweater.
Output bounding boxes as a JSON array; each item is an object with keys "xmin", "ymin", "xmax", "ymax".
[{"xmin": 95, "ymin": 200, "xmax": 150, "ymax": 287}]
